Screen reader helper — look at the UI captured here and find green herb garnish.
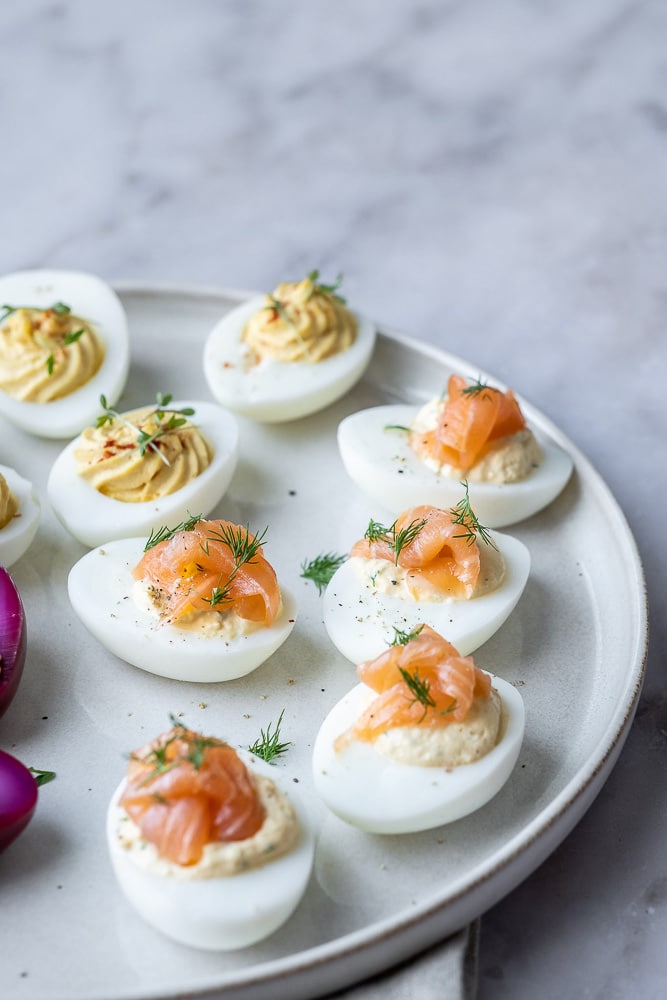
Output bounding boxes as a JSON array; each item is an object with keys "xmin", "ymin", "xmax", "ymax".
[
  {"xmin": 143, "ymin": 513, "xmax": 203, "ymax": 552},
  {"xmin": 450, "ymin": 481, "xmax": 497, "ymax": 550},
  {"xmin": 306, "ymin": 269, "xmax": 346, "ymax": 304},
  {"xmin": 96, "ymin": 392, "xmax": 196, "ymax": 468},
  {"xmin": 384, "ymin": 423, "xmax": 412, "ymax": 433},
  {"xmin": 1, "ymin": 300, "xmax": 71, "ymax": 323},
  {"xmin": 398, "ymin": 666, "xmax": 436, "ymax": 722},
  {"xmin": 390, "ymin": 624, "xmax": 425, "ymax": 647},
  {"xmin": 248, "ymin": 709, "xmax": 291, "ymax": 764},
  {"xmin": 300, "ymin": 552, "xmax": 346, "ymax": 594},
  {"xmin": 364, "ymin": 516, "xmax": 427, "ymax": 565},
  {"xmin": 28, "ymin": 767, "xmax": 56, "ymax": 786},
  {"xmin": 460, "ymin": 377, "xmax": 494, "ymax": 398}
]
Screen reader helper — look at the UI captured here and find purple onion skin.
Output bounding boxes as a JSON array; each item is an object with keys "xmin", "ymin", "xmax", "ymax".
[
  {"xmin": 0, "ymin": 567, "xmax": 27, "ymax": 718},
  {"xmin": 0, "ymin": 750, "xmax": 38, "ymax": 851}
]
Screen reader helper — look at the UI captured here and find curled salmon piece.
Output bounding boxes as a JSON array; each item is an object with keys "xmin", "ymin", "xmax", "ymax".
[
  {"xmin": 336, "ymin": 625, "xmax": 492, "ymax": 752},
  {"xmin": 350, "ymin": 504, "xmax": 481, "ymax": 599},
  {"xmin": 120, "ymin": 726, "xmax": 265, "ymax": 866},
  {"xmin": 133, "ymin": 518, "xmax": 281, "ymax": 625},
  {"xmin": 411, "ymin": 375, "xmax": 527, "ymax": 472}
]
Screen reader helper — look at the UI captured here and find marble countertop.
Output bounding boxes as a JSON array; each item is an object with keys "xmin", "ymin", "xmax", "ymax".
[{"xmin": 1, "ymin": 1, "xmax": 664, "ymax": 996}]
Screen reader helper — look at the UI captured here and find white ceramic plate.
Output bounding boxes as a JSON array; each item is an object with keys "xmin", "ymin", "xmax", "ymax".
[{"xmin": 0, "ymin": 284, "xmax": 647, "ymax": 1000}]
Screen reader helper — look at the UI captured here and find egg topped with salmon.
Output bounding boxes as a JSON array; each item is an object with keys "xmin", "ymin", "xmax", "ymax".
[
  {"xmin": 68, "ymin": 517, "xmax": 297, "ymax": 681},
  {"xmin": 203, "ymin": 271, "xmax": 376, "ymax": 423},
  {"xmin": 337, "ymin": 374, "xmax": 573, "ymax": 527},
  {"xmin": 107, "ymin": 721, "xmax": 315, "ymax": 949},
  {"xmin": 322, "ymin": 494, "xmax": 530, "ymax": 664},
  {"xmin": 312, "ymin": 625, "xmax": 525, "ymax": 833}
]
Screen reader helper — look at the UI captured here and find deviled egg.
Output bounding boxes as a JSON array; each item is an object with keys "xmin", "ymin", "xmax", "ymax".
[
  {"xmin": 0, "ymin": 465, "xmax": 40, "ymax": 568},
  {"xmin": 0, "ymin": 269, "xmax": 129, "ymax": 438},
  {"xmin": 68, "ymin": 517, "xmax": 297, "ymax": 681},
  {"xmin": 312, "ymin": 625, "xmax": 525, "ymax": 833},
  {"xmin": 322, "ymin": 497, "xmax": 530, "ymax": 664},
  {"xmin": 107, "ymin": 722, "xmax": 314, "ymax": 949},
  {"xmin": 337, "ymin": 374, "xmax": 573, "ymax": 527},
  {"xmin": 203, "ymin": 270, "xmax": 376, "ymax": 422},
  {"xmin": 48, "ymin": 395, "xmax": 238, "ymax": 547}
]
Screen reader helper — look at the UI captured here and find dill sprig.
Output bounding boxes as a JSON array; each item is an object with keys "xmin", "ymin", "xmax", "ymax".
[
  {"xmin": 200, "ymin": 523, "xmax": 269, "ymax": 611},
  {"xmin": 132, "ymin": 716, "xmax": 225, "ymax": 783},
  {"xmin": 300, "ymin": 551, "xmax": 346, "ymax": 594},
  {"xmin": 450, "ymin": 481, "xmax": 497, "ymax": 550},
  {"xmin": 364, "ymin": 516, "xmax": 427, "ymax": 565},
  {"xmin": 390, "ymin": 624, "xmax": 425, "ymax": 647},
  {"xmin": 96, "ymin": 391, "xmax": 196, "ymax": 468},
  {"xmin": 144, "ymin": 513, "xmax": 203, "ymax": 552},
  {"xmin": 398, "ymin": 666, "xmax": 436, "ymax": 722},
  {"xmin": 384, "ymin": 423, "xmax": 412, "ymax": 433},
  {"xmin": 248, "ymin": 709, "xmax": 292, "ymax": 764},
  {"xmin": 460, "ymin": 376, "xmax": 495, "ymax": 399}
]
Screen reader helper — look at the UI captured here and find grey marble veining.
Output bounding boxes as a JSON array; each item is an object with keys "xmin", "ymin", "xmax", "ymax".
[{"xmin": 1, "ymin": 0, "xmax": 665, "ymax": 997}]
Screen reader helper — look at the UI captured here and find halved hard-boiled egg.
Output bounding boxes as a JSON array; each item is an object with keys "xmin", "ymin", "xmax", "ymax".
[
  {"xmin": 68, "ymin": 519, "xmax": 297, "ymax": 681},
  {"xmin": 0, "ymin": 269, "xmax": 129, "ymax": 438},
  {"xmin": 337, "ymin": 376, "xmax": 573, "ymax": 528},
  {"xmin": 107, "ymin": 724, "xmax": 314, "ymax": 949},
  {"xmin": 203, "ymin": 271, "xmax": 376, "ymax": 422},
  {"xmin": 312, "ymin": 626, "xmax": 525, "ymax": 833},
  {"xmin": 0, "ymin": 464, "xmax": 40, "ymax": 568},
  {"xmin": 48, "ymin": 397, "xmax": 238, "ymax": 548},
  {"xmin": 322, "ymin": 501, "xmax": 530, "ymax": 664}
]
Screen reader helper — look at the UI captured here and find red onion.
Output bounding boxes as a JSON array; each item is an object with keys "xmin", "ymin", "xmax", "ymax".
[
  {"xmin": 0, "ymin": 567, "xmax": 27, "ymax": 718},
  {"xmin": 0, "ymin": 750, "xmax": 38, "ymax": 851}
]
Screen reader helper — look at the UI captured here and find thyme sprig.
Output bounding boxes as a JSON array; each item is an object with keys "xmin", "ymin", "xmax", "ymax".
[
  {"xmin": 300, "ymin": 551, "xmax": 346, "ymax": 594},
  {"xmin": 248, "ymin": 709, "xmax": 292, "ymax": 764},
  {"xmin": 96, "ymin": 392, "xmax": 196, "ymax": 468},
  {"xmin": 364, "ymin": 516, "xmax": 428, "ymax": 565},
  {"xmin": 144, "ymin": 513, "xmax": 203, "ymax": 552},
  {"xmin": 450, "ymin": 481, "xmax": 497, "ymax": 550}
]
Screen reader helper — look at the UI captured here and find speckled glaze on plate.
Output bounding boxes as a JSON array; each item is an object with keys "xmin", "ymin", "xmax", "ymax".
[{"xmin": 0, "ymin": 284, "xmax": 647, "ymax": 1000}]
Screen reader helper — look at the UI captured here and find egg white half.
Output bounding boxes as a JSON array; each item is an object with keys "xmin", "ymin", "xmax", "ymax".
[
  {"xmin": 338, "ymin": 404, "xmax": 573, "ymax": 527},
  {"xmin": 0, "ymin": 464, "xmax": 40, "ymax": 568},
  {"xmin": 107, "ymin": 752, "xmax": 315, "ymax": 950},
  {"xmin": 312, "ymin": 677, "xmax": 525, "ymax": 834},
  {"xmin": 68, "ymin": 538, "xmax": 297, "ymax": 682},
  {"xmin": 203, "ymin": 296, "xmax": 376, "ymax": 423},
  {"xmin": 322, "ymin": 531, "xmax": 530, "ymax": 664},
  {"xmin": 48, "ymin": 400, "xmax": 239, "ymax": 548},
  {"xmin": 0, "ymin": 269, "xmax": 129, "ymax": 438}
]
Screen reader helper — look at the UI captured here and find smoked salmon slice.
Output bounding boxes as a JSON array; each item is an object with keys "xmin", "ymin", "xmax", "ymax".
[
  {"xmin": 336, "ymin": 624, "xmax": 492, "ymax": 750},
  {"xmin": 133, "ymin": 518, "xmax": 281, "ymax": 625},
  {"xmin": 350, "ymin": 503, "xmax": 482, "ymax": 599},
  {"xmin": 121, "ymin": 724, "xmax": 265, "ymax": 866},
  {"xmin": 411, "ymin": 375, "xmax": 527, "ymax": 471}
]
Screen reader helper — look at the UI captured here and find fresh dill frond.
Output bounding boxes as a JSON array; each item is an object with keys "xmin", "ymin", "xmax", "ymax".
[
  {"xmin": 450, "ymin": 481, "xmax": 497, "ymax": 550},
  {"xmin": 364, "ymin": 518, "xmax": 390, "ymax": 543},
  {"xmin": 460, "ymin": 376, "xmax": 494, "ymax": 399},
  {"xmin": 391, "ymin": 517, "xmax": 427, "ymax": 563},
  {"xmin": 143, "ymin": 513, "xmax": 203, "ymax": 551},
  {"xmin": 248, "ymin": 709, "xmax": 292, "ymax": 764},
  {"xmin": 390, "ymin": 624, "xmax": 425, "ymax": 647},
  {"xmin": 398, "ymin": 666, "xmax": 436, "ymax": 722},
  {"xmin": 206, "ymin": 523, "xmax": 268, "ymax": 568},
  {"xmin": 300, "ymin": 552, "xmax": 346, "ymax": 594},
  {"xmin": 384, "ymin": 423, "xmax": 412, "ymax": 433}
]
